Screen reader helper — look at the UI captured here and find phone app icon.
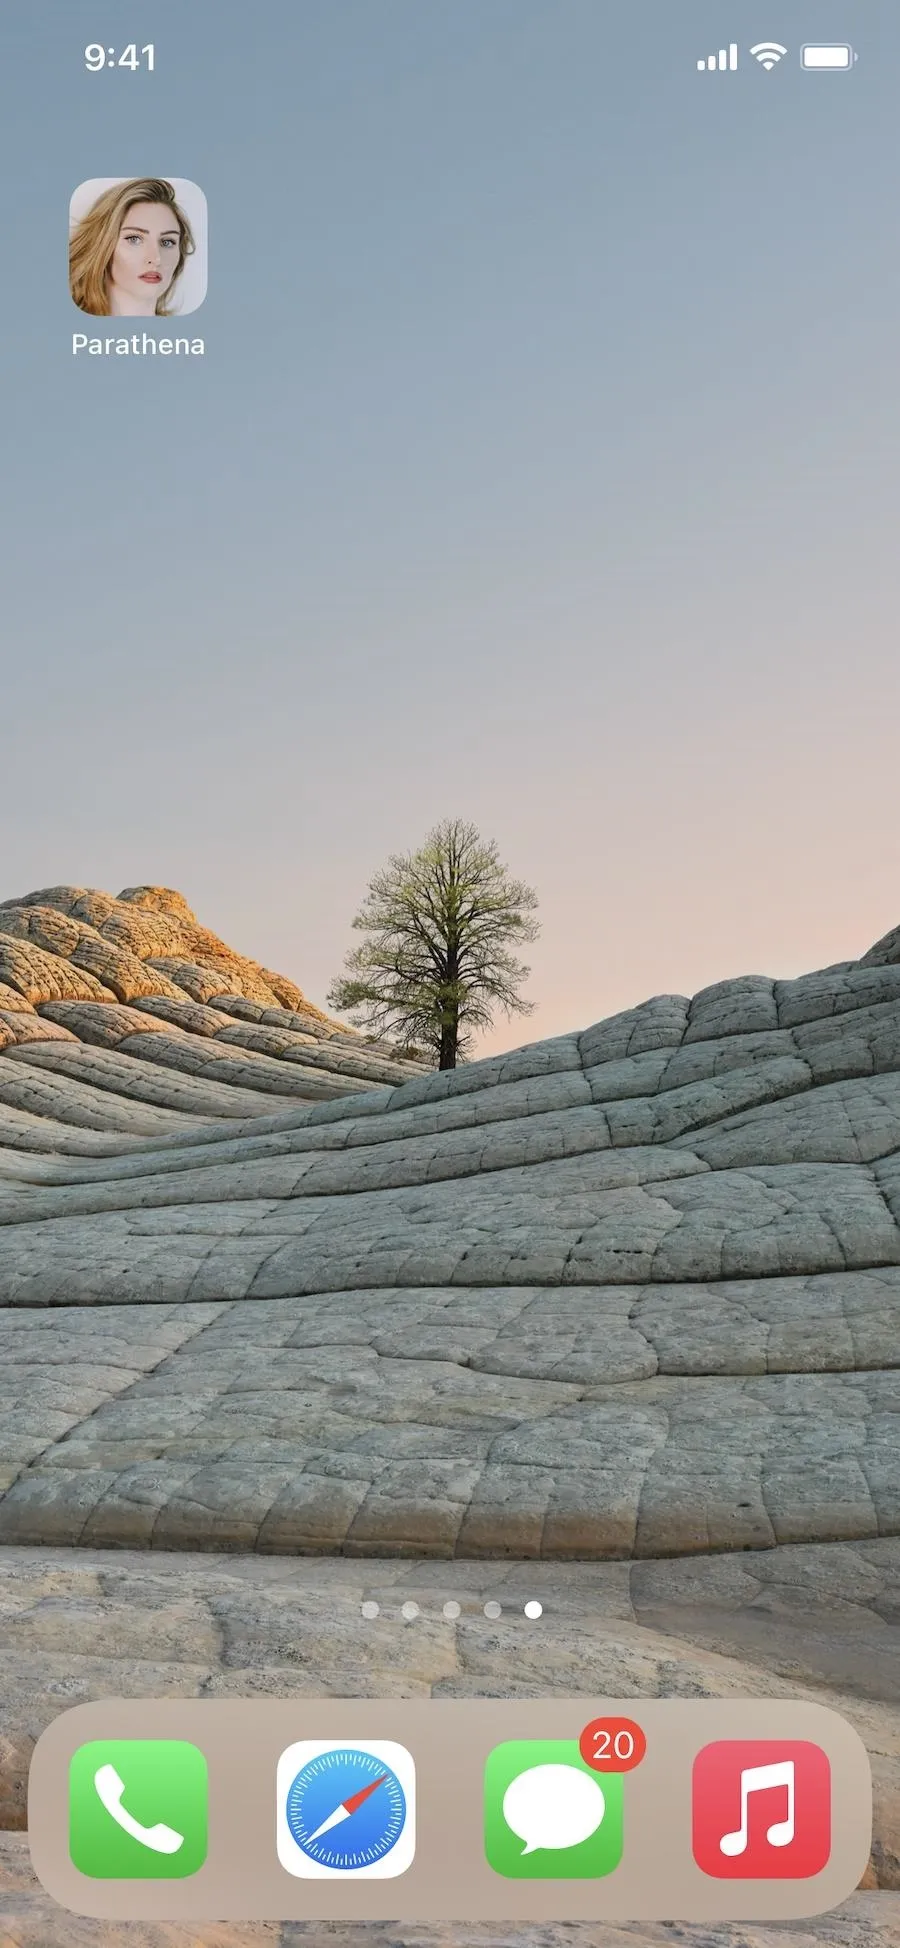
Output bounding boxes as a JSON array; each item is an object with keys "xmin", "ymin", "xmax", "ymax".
[
  {"xmin": 484, "ymin": 1740, "xmax": 624, "ymax": 1879},
  {"xmin": 277, "ymin": 1741, "xmax": 416, "ymax": 1879},
  {"xmin": 69, "ymin": 1740, "xmax": 208, "ymax": 1880},
  {"xmin": 692, "ymin": 1740, "xmax": 831, "ymax": 1879}
]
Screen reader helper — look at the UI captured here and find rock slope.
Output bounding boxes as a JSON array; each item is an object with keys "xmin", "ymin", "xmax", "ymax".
[
  {"xmin": 0, "ymin": 884, "xmax": 428, "ymax": 1134},
  {"xmin": 2, "ymin": 891, "xmax": 899, "ymax": 1940},
  {"xmin": 0, "ymin": 901, "xmax": 897, "ymax": 1560}
]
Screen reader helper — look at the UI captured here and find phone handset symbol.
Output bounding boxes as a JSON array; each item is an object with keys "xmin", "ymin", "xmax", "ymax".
[{"xmin": 93, "ymin": 1762, "xmax": 185, "ymax": 1855}]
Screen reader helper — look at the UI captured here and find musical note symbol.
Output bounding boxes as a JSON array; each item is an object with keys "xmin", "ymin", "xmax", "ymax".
[{"xmin": 719, "ymin": 1760, "xmax": 795, "ymax": 1856}]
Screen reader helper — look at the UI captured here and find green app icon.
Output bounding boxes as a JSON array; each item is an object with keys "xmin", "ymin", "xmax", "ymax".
[
  {"xmin": 484, "ymin": 1740, "xmax": 624, "ymax": 1879},
  {"xmin": 69, "ymin": 1740, "xmax": 208, "ymax": 1880}
]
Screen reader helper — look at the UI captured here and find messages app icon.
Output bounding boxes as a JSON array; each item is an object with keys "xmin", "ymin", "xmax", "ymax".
[
  {"xmin": 484, "ymin": 1740, "xmax": 623, "ymax": 1879},
  {"xmin": 69, "ymin": 1740, "xmax": 208, "ymax": 1879}
]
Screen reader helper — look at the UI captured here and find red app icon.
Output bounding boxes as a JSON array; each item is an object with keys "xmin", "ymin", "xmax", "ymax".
[{"xmin": 692, "ymin": 1741, "xmax": 831, "ymax": 1879}]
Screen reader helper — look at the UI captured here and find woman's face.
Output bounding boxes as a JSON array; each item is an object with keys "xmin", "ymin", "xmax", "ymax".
[{"xmin": 107, "ymin": 201, "xmax": 181, "ymax": 311}]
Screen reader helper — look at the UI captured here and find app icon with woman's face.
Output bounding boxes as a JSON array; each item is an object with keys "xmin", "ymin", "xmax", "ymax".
[{"xmin": 69, "ymin": 178, "xmax": 207, "ymax": 317}]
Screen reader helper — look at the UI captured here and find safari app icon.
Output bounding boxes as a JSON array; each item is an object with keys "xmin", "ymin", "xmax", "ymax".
[
  {"xmin": 277, "ymin": 1741, "xmax": 416, "ymax": 1879},
  {"xmin": 692, "ymin": 1740, "xmax": 831, "ymax": 1879},
  {"xmin": 484, "ymin": 1740, "xmax": 624, "ymax": 1879}
]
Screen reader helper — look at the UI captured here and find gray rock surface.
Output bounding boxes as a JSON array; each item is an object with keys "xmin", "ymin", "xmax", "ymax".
[
  {"xmin": 0, "ymin": 918, "xmax": 898, "ymax": 1563},
  {"xmin": 2, "ymin": 891, "xmax": 899, "ymax": 1939}
]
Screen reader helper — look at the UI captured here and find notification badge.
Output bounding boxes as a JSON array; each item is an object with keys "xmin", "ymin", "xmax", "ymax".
[{"xmin": 692, "ymin": 1741, "xmax": 830, "ymax": 1879}]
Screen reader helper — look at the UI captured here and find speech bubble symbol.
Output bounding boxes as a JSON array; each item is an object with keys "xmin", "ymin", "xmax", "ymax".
[{"xmin": 502, "ymin": 1762, "xmax": 605, "ymax": 1855}]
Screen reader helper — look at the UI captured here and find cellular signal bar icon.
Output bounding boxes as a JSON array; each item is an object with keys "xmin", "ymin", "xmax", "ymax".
[{"xmin": 697, "ymin": 43, "xmax": 738, "ymax": 71}]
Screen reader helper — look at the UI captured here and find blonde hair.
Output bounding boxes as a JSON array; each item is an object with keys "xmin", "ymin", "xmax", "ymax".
[{"xmin": 69, "ymin": 178, "xmax": 195, "ymax": 317}]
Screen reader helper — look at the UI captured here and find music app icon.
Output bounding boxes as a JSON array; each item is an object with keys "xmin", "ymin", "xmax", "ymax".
[{"xmin": 692, "ymin": 1741, "xmax": 831, "ymax": 1879}]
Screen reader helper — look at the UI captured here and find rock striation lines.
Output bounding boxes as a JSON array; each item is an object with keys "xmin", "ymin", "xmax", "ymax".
[
  {"xmin": 2, "ymin": 889, "xmax": 900, "ymax": 1935},
  {"xmin": 0, "ymin": 890, "xmax": 897, "ymax": 1563}
]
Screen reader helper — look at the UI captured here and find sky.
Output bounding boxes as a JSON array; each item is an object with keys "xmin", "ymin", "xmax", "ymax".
[{"xmin": 1, "ymin": 1, "xmax": 897, "ymax": 1054}]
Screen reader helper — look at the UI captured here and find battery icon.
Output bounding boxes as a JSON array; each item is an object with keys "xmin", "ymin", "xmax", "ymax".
[{"xmin": 800, "ymin": 43, "xmax": 857, "ymax": 69}]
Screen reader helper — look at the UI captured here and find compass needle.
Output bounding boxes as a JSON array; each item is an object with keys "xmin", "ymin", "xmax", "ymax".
[{"xmin": 307, "ymin": 1774, "xmax": 389, "ymax": 1844}]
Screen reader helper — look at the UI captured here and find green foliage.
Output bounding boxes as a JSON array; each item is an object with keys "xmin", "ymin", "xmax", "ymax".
[{"xmin": 327, "ymin": 818, "xmax": 540, "ymax": 1069}]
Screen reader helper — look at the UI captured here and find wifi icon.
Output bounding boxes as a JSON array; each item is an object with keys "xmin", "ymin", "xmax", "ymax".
[{"xmin": 750, "ymin": 41, "xmax": 788, "ymax": 69}]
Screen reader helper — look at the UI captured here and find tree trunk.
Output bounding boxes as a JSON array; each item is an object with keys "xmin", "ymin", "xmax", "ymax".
[
  {"xmin": 439, "ymin": 954, "xmax": 459, "ymax": 1068},
  {"xmin": 438, "ymin": 1020, "xmax": 458, "ymax": 1069}
]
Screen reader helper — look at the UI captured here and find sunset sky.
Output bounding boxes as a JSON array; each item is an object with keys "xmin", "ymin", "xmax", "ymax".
[{"xmin": 2, "ymin": 1, "xmax": 897, "ymax": 1053}]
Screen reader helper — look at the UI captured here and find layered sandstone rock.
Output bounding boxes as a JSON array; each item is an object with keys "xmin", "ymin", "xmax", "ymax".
[
  {"xmin": 0, "ymin": 926, "xmax": 898, "ymax": 1563},
  {"xmin": 1, "ymin": 893, "xmax": 898, "ymax": 1940},
  {"xmin": 0, "ymin": 885, "xmax": 427, "ymax": 1125}
]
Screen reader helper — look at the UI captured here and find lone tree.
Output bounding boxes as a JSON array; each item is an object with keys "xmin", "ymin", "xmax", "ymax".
[{"xmin": 328, "ymin": 818, "xmax": 540, "ymax": 1070}]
